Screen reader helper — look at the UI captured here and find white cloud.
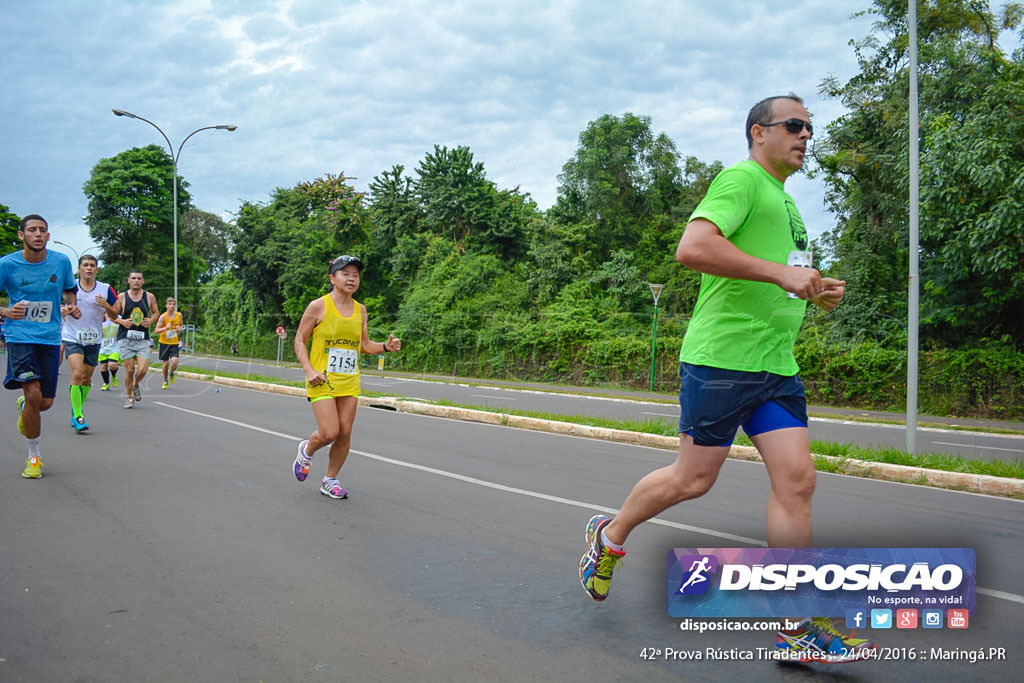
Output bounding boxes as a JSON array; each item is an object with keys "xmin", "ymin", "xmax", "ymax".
[{"xmin": 4, "ymin": 0, "xmax": 965, "ymax": 263}]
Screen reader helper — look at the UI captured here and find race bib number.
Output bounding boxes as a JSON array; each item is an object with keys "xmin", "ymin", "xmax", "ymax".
[
  {"xmin": 786, "ymin": 250, "xmax": 813, "ymax": 299},
  {"xmin": 787, "ymin": 250, "xmax": 813, "ymax": 268},
  {"xmin": 76, "ymin": 328, "xmax": 100, "ymax": 345},
  {"xmin": 127, "ymin": 330, "xmax": 146, "ymax": 341},
  {"xmin": 23, "ymin": 301, "xmax": 52, "ymax": 323},
  {"xmin": 327, "ymin": 347, "xmax": 358, "ymax": 375},
  {"xmin": 165, "ymin": 329, "xmax": 178, "ymax": 340}
]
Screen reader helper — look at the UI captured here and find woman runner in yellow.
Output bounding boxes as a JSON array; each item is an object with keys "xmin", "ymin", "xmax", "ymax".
[{"xmin": 292, "ymin": 255, "xmax": 401, "ymax": 498}]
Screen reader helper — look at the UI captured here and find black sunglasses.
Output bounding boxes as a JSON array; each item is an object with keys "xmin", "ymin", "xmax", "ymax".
[{"xmin": 761, "ymin": 118, "xmax": 813, "ymax": 137}]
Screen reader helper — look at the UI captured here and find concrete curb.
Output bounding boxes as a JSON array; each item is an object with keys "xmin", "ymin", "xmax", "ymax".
[{"xmin": 182, "ymin": 372, "xmax": 1024, "ymax": 498}]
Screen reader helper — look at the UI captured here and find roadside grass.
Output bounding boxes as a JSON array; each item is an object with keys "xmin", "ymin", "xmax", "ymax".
[
  {"xmin": 178, "ymin": 364, "xmax": 1024, "ymax": 481},
  {"xmin": 424, "ymin": 400, "xmax": 1024, "ymax": 481}
]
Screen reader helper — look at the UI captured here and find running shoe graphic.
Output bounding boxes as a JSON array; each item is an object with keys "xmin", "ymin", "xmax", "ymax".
[
  {"xmin": 293, "ymin": 440, "xmax": 312, "ymax": 481},
  {"xmin": 579, "ymin": 514, "xmax": 625, "ymax": 601},
  {"xmin": 22, "ymin": 456, "xmax": 43, "ymax": 479},
  {"xmin": 775, "ymin": 617, "xmax": 876, "ymax": 663},
  {"xmin": 320, "ymin": 477, "xmax": 348, "ymax": 499}
]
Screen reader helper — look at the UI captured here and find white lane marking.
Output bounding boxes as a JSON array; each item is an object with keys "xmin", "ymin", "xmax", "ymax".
[
  {"xmin": 933, "ymin": 441, "xmax": 1023, "ymax": 454},
  {"xmin": 155, "ymin": 401, "xmax": 1024, "ymax": 606},
  {"xmin": 155, "ymin": 402, "xmax": 761, "ymax": 546},
  {"xmin": 471, "ymin": 394, "xmax": 517, "ymax": 401},
  {"xmin": 811, "ymin": 417, "xmax": 1024, "ymax": 439}
]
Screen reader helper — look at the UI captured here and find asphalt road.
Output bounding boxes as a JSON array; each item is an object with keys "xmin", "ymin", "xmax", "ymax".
[
  {"xmin": 1, "ymin": 374, "xmax": 1022, "ymax": 682},
  {"xmin": 182, "ymin": 355, "xmax": 1024, "ymax": 462}
]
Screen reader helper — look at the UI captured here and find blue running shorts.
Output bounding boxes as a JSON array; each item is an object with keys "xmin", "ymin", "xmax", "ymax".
[
  {"xmin": 678, "ymin": 362, "xmax": 808, "ymax": 447},
  {"xmin": 4, "ymin": 342, "xmax": 62, "ymax": 398}
]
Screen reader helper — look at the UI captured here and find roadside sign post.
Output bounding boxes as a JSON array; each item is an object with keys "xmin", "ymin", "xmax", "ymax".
[
  {"xmin": 275, "ymin": 326, "xmax": 288, "ymax": 363},
  {"xmin": 648, "ymin": 283, "xmax": 665, "ymax": 392}
]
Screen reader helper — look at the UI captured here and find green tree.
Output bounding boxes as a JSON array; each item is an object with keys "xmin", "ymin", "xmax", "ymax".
[
  {"xmin": 0, "ymin": 203, "xmax": 19, "ymax": 254},
  {"xmin": 231, "ymin": 174, "xmax": 372, "ymax": 324},
  {"xmin": 816, "ymin": 0, "xmax": 1023, "ymax": 346},
  {"xmin": 179, "ymin": 208, "xmax": 236, "ymax": 282},
  {"xmin": 414, "ymin": 145, "xmax": 531, "ymax": 261},
  {"xmin": 82, "ymin": 144, "xmax": 192, "ymax": 301},
  {"xmin": 553, "ymin": 112, "xmax": 683, "ymax": 265}
]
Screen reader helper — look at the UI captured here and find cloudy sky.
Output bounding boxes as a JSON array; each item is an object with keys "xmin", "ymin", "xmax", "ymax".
[{"xmin": 1, "ymin": 0, "xmax": 885, "ymax": 262}]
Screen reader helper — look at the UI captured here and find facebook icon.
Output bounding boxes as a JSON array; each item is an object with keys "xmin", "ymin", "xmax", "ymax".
[{"xmin": 845, "ymin": 609, "xmax": 866, "ymax": 629}]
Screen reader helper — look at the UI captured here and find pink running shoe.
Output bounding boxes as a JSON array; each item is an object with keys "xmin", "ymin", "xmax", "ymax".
[
  {"xmin": 293, "ymin": 440, "xmax": 312, "ymax": 482},
  {"xmin": 320, "ymin": 477, "xmax": 348, "ymax": 499}
]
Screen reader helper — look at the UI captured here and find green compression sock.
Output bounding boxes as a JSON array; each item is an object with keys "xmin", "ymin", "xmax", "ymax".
[{"xmin": 70, "ymin": 385, "xmax": 84, "ymax": 418}]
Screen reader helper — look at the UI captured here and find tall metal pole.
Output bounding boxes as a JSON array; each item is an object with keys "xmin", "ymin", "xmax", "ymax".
[
  {"xmin": 648, "ymin": 283, "xmax": 664, "ymax": 392},
  {"xmin": 112, "ymin": 110, "xmax": 236, "ymax": 302},
  {"xmin": 906, "ymin": 0, "xmax": 920, "ymax": 454}
]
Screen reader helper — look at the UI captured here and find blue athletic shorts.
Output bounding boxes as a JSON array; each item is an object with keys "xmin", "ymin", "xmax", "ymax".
[
  {"xmin": 4, "ymin": 343, "xmax": 62, "ymax": 398},
  {"xmin": 678, "ymin": 362, "xmax": 808, "ymax": 446}
]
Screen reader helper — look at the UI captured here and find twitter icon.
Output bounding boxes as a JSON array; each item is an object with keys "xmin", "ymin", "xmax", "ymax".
[{"xmin": 871, "ymin": 609, "xmax": 893, "ymax": 629}]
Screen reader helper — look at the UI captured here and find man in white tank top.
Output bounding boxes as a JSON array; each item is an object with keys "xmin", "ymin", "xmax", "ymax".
[{"xmin": 60, "ymin": 255, "xmax": 118, "ymax": 431}]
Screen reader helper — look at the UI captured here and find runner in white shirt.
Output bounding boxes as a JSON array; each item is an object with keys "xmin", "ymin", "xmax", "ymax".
[{"xmin": 60, "ymin": 255, "xmax": 118, "ymax": 432}]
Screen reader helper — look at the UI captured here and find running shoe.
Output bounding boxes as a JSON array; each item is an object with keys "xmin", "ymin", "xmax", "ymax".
[
  {"xmin": 112, "ymin": 376, "xmax": 118, "ymax": 387},
  {"xmin": 162, "ymin": 381, "xmax": 168, "ymax": 390},
  {"xmin": 320, "ymin": 477, "xmax": 348, "ymax": 499},
  {"xmin": 22, "ymin": 456, "xmax": 43, "ymax": 479},
  {"xmin": 72, "ymin": 415, "xmax": 89, "ymax": 433},
  {"xmin": 293, "ymin": 440, "xmax": 312, "ymax": 482},
  {"xmin": 579, "ymin": 514, "xmax": 625, "ymax": 601},
  {"xmin": 100, "ymin": 383, "xmax": 110, "ymax": 391},
  {"xmin": 17, "ymin": 395, "xmax": 26, "ymax": 435},
  {"xmin": 775, "ymin": 617, "xmax": 876, "ymax": 663},
  {"xmin": 133, "ymin": 385, "xmax": 142, "ymax": 402},
  {"xmin": 123, "ymin": 398, "xmax": 134, "ymax": 409},
  {"xmin": 170, "ymin": 372, "xmax": 175, "ymax": 384}
]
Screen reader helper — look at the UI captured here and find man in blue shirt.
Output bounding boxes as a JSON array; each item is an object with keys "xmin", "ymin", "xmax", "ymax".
[{"xmin": 0, "ymin": 215, "xmax": 79, "ymax": 478}]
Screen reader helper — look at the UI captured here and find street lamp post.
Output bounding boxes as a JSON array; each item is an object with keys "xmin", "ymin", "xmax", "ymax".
[
  {"xmin": 112, "ymin": 109, "xmax": 236, "ymax": 302},
  {"xmin": 648, "ymin": 283, "xmax": 664, "ymax": 392},
  {"xmin": 51, "ymin": 240, "xmax": 80, "ymax": 263}
]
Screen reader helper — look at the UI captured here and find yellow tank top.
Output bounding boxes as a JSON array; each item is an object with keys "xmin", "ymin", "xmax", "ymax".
[
  {"xmin": 306, "ymin": 295, "xmax": 362, "ymax": 399},
  {"xmin": 158, "ymin": 311, "xmax": 183, "ymax": 345}
]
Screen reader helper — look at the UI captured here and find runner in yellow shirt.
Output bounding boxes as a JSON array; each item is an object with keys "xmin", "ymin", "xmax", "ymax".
[
  {"xmin": 154, "ymin": 297, "xmax": 183, "ymax": 390},
  {"xmin": 292, "ymin": 255, "xmax": 401, "ymax": 499}
]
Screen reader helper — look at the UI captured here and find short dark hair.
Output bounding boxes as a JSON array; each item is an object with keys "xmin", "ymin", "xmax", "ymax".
[
  {"xmin": 745, "ymin": 94, "xmax": 804, "ymax": 148},
  {"xmin": 19, "ymin": 214, "xmax": 47, "ymax": 230},
  {"xmin": 79, "ymin": 254, "xmax": 98, "ymax": 266}
]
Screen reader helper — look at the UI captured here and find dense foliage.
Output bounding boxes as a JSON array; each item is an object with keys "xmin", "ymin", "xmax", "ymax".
[{"xmin": 815, "ymin": 0, "xmax": 1024, "ymax": 345}]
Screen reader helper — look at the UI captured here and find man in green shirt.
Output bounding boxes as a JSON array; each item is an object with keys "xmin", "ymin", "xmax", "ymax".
[{"xmin": 579, "ymin": 95, "xmax": 873, "ymax": 663}]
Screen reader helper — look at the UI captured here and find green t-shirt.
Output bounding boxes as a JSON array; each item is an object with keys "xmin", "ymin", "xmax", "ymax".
[{"xmin": 679, "ymin": 160, "xmax": 809, "ymax": 375}]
